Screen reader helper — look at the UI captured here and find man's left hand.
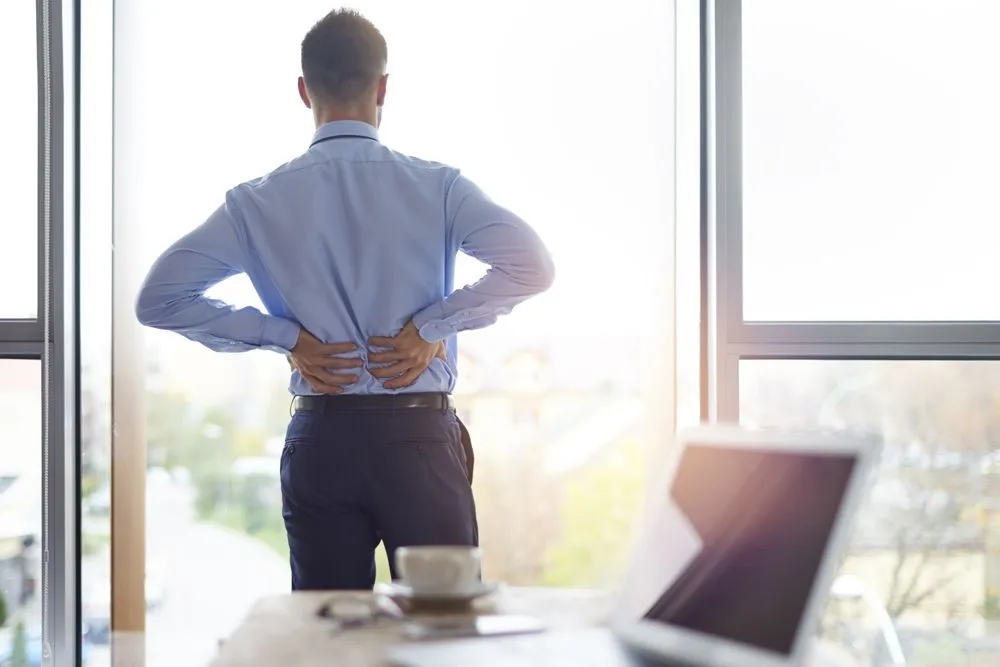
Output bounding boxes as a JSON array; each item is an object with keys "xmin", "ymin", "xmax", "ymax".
[{"xmin": 368, "ymin": 321, "xmax": 446, "ymax": 390}]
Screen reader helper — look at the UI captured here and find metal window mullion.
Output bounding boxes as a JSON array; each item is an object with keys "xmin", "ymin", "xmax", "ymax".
[
  {"xmin": 39, "ymin": 0, "xmax": 80, "ymax": 665},
  {"xmin": 713, "ymin": 0, "xmax": 744, "ymax": 345},
  {"xmin": 706, "ymin": 0, "xmax": 744, "ymax": 424},
  {"xmin": 0, "ymin": 320, "xmax": 44, "ymax": 342},
  {"xmin": 733, "ymin": 321, "xmax": 1000, "ymax": 346},
  {"xmin": 0, "ymin": 342, "xmax": 45, "ymax": 358},
  {"xmin": 725, "ymin": 340, "xmax": 1000, "ymax": 361}
]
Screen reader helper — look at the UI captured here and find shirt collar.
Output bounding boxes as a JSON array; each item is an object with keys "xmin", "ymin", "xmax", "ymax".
[{"xmin": 310, "ymin": 120, "xmax": 380, "ymax": 146}]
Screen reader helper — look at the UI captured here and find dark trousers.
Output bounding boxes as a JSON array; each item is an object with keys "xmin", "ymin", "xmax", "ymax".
[{"xmin": 280, "ymin": 404, "xmax": 478, "ymax": 590}]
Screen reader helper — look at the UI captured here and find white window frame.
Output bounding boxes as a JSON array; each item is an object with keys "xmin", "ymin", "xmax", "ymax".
[{"xmin": 705, "ymin": 0, "xmax": 1000, "ymax": 422}]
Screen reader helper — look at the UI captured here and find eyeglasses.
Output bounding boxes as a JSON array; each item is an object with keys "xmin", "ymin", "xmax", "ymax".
[{"xmin": 317, "ymin": 595, "xmax": 405, "ymax": 633}]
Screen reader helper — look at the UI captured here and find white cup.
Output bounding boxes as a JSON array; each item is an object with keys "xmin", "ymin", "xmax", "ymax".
[{"xmin": 396, "ymin": 546, "xmax": 482, "ymax": 595}]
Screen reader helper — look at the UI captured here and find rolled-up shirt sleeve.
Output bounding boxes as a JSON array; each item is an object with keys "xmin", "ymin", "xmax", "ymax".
[
  {"xmin": 134, "ymin": 198, "xmax": 300, "ymax": 354},
  {"xmin": 411, "ymin": 174, "xmax": 555, "ymax": 343}
]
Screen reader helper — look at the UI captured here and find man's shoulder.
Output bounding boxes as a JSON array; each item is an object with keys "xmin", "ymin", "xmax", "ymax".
[
  {"xmin": 229, "ymin": 146, "xmax": 462, "ymax": 196},
  {"xmin": 230, "ymin": 151, "xmax": 323, "ymax": 195},
  {"xmin": 377, "ymin": 145, "xmax": 465, "ymax": 183}
]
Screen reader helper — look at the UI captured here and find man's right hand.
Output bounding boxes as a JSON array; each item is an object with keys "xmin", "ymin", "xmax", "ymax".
[{"xmin": 290, "ymin": 329, "xmax": 362, "ymax": 394}]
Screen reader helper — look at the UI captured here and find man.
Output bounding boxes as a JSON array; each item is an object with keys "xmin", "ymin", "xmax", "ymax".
[{"xmin": 134, "ymin": 8, "xmax": 554, "ymax": 591}]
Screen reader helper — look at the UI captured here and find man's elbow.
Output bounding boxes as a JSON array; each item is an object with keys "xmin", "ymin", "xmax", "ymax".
[
  {"xmin": 527, "ymin": 250, "xmax": 556, "ymax": 294},
  {"xmin": 537, "ymin": 252, "xmax": 556, "ymax": 292},
  {"xmin": 134, "ymin": 285, "xmax": 167, "ymax": 329}
]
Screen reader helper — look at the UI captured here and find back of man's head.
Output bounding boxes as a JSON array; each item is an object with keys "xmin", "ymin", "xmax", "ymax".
[{"xmin": 301, "ymin": 9, "xmax": 387, "ymax": 108}]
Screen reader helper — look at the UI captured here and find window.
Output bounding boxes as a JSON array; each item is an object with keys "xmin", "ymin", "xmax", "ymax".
[
  {"xmin": 740, "ymin": 0, "xmax": 1000, "ymax": 322},
  {"xmin": 0, "ymin": 360, "xmax": 42, "ymax": 659},
  {"xmin": 712, "ymin": 1, "xmax": 1000, "ymax": 664},
  {"xmin": 740, "ymin": 360, "xmax": 1000, "ymax": 666},
  {"xmin": 0, "ymin": 1, "xmax": 39, "ymax": 319},
  {"xmin": 117, "ymin": 1, "xmax": 676, "ymax": 664}
]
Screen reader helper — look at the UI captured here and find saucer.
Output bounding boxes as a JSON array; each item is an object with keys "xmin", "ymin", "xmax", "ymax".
[{"xmin": 375, "ymin": 581, "xmax": 502, "ymax": 613}]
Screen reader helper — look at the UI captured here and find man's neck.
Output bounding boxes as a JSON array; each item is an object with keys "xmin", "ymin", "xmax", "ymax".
[{"xmin": 315, "ymin": 107, "xmax": 377, "ymax": 129}]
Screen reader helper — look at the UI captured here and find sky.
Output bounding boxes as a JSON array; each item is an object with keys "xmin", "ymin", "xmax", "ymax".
[{"xmin": 3, "ymin": 0, "xmax": 1000, "ymax": 370}]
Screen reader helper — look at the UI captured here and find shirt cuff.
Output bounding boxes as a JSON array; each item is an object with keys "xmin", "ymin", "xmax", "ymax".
[
  {"xmin": 260, "ymin": 316, "xmax": 300, "ymax": 354},
  {"xmin": 411, "ymin": 302, "xmax": 455, "ymax": 343}
]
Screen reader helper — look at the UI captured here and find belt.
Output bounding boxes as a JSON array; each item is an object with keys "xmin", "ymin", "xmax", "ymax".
[{"xmin": 292, "ymin": 393, "xmax": 453, "ymax": 413}]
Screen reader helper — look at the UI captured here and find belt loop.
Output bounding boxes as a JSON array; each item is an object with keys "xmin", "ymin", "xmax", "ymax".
[{"xmin": 288, "ymin": 396, "xmax": 295, "ymax": 418}]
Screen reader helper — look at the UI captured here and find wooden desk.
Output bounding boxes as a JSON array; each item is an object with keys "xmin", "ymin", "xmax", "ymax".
[{"xmin": 206, "ymin": 588, "xmax": 855, "ymax": 667}]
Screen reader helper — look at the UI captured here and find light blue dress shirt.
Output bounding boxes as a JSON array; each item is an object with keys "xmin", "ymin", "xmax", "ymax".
[{"xmin": 135, "ymin": 120, "xmax": 555, "ymax": 396}]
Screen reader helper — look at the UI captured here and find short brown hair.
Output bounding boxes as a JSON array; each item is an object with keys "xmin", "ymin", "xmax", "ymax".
[{"xmin": 301, "ymin": 9, "xmax": 387, "ymax": 105}]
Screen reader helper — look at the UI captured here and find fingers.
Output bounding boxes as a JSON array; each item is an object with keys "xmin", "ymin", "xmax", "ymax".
[
  {"xmin": 368, "ymin": 350, "xmax": 405, "ymax": 364},
  {"xmin": 294, "ymin": 353, "xmax": 362, "ymax": 369},
  {"xmin": 384, "ymin": 368, "xmax": 422, "ymax": 390},
  {"xmin": 299, "ymin": 371, "xmax": 349, "ymax": 395},
  {"xmin": 320, "ymin": 357, "xmax": 364, "ymax": 370},
  {"xmin": 296, "ymin": 360, "xmax": 360, "ymax": 394},
  {"xmin": 368, "ymin": 335, "xmax": 397, "ymax": 348},
  {"xmin": 318, "ymin": 342, "xmax": 359, "ymax": 355},
  {"xmin": 370, "ymin": 362, "xmax": 411, "ymax": 379},
  {"xmin": 310, "ymin": 366, "xmax": 359, "ymax": 385}
]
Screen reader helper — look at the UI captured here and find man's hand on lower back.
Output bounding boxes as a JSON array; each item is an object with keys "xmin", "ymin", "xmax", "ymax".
[
  {"xmin": 290, "ymin": 329, "xmax": 363, "ymax": 394},
  {"xmin": 368, "ymin": 320, "xmax": 446, "ymax": 390}
]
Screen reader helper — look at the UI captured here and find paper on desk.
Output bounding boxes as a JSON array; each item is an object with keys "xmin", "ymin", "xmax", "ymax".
[{"xmin": 614, "ymin": 493, "xmax": 703, "ymax": 620}]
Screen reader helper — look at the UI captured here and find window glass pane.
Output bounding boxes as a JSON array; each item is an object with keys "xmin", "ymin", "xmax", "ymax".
[
  {"xmin": 0, "ymin": 360, "xmax": 42, "ymax": 660},
  {"xmin": 0, "ymin": 2, "xmax": 39, "ymax": 319},
  {"xmin": 741, "ymin": 1, "xmax": 1000, "ymax": 321},
  {"xmin": 122, "ymin": 1, "xmax": 674, "ymax": 664},
  {"xmin": 741, "ymin": 360, "xmax": 1000, "ymax": 667}
]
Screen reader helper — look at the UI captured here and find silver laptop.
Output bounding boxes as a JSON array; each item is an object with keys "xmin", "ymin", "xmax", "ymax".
[{"xmin": 388, "ymin": 425, "xmax": 877, "ymax": 667}]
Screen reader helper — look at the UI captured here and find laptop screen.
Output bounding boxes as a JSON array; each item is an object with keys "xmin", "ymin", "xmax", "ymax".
[{"xmin": 642, "ymin": 443, "xmax": 858, "ymax": 656}]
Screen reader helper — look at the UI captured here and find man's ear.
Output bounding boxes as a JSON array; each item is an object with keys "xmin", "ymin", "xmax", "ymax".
[
  {"xmin": 376, "ymin": 73, "xmax": 389, "ymax": 107},
  {"xmin": 298, "ymin": 76, "xmax": 312, "ymax": 109}
]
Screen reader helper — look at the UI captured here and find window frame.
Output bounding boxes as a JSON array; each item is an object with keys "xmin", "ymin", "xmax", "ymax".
[
  {"xmin": 705, "ymin": 0, "xmax": 1000, "ymax": 422},
  {"xmin": 0, "ymin": 1, "xmax": 82, "ymax": 665}
]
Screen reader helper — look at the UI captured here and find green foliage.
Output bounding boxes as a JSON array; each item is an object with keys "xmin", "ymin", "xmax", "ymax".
[
  {"xmin": 10, "ymin": 620, "xmax": 28, "ymax": 667},
  {"xmin": 906, "ymin": 634, "xmax": 967, "ymax": 665},
  {"xmin": 236, "ymin": 473, "xmax": 275, "ymax": 533},
  {"xmin": 145, "ymin": 390, "xmax": 200, "ymax": 470},
  {"xmin": 81, "ymin": 532, "xmax": 110, "ymax": 557},
  {"xmin": 80, "ymin": 473, "xmax": 104, "ymax": 501},
  {"xmin": 540, "ymin": 439, "xmax": 647, "ymax": 588},
  {"xmin": 986, "ymin": 593, "xmax": 1000, "ymax": 620},
  {"xmin": 218, "ymin": 505, "xmax": 288, "ymax": 560},
  {"xmin": 0, "ymin": 589, "xmax": 7, "ymax": 627}
]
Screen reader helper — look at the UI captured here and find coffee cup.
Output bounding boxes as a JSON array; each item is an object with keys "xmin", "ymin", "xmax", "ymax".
[{"xmin": 395, "ymin": 546, "xmax": 482, "ymax": 595}]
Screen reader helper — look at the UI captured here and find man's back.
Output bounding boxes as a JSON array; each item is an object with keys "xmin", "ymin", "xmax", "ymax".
[
  {"xmin": 136, "ymin": 120, "xmax": 553, "ymax": 396},
  {"xmin": 233, "ymin": 120, "xmax": 459, "ymax": 394}
]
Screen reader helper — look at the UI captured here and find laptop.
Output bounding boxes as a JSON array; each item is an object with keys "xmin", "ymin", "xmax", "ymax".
[{"xmin": 388, "ymin": 425, "xmax": 877, "ymax": 667}]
